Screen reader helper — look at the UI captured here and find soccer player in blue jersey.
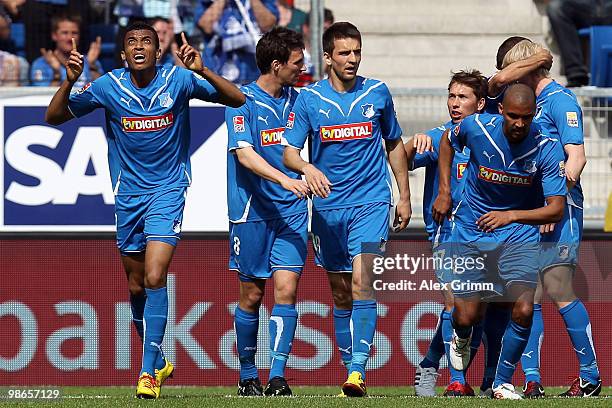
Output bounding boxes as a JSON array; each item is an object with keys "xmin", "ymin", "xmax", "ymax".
[
  {"xmin": 502, "ymin": 40, "xmax": 601, "ymax": 398},
  {"xmin": 406, "ymin": 70, "xmax": 488, "ymax": 397},
  {"xmin": 45, "ymin": 23, "xmax": 245, "ymax": 399},
  {"xmin": 433, "ymin": 84, "xmax": 567, "ymax": 399},
  {"xmin": 225, "ymin": 27, "xmax": 310, "ymax": 397},
  {"xmin": 283, "ymin": 22, "xmax": 412, "ymax": 397}
]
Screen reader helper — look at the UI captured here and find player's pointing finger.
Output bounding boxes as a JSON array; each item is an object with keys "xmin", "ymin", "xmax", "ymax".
[
  {"xmin": 181, "ymin": 32, "xmax": 188, "ymax": 46},
  {"xmin": 72, "ymin": 37, "xmax": 77, "ymax": 51}
]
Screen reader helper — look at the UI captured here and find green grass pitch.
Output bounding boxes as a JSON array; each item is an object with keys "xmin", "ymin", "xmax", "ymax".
[{"xmin": 3, "ymin": 386, "xmax": 609, "ymax": 407}]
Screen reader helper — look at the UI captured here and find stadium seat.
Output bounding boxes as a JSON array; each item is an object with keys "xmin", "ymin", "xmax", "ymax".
[
  {"xmin": 10, "ymin": 22, "xmax": 25, "ymax": 58},
  {"xmin": 89, "ymin": 24, "xmax": 118, "ymax": 72},
  {"xmin": 579, "ymin": 25, "xmax": 612, "ymax": 87}
]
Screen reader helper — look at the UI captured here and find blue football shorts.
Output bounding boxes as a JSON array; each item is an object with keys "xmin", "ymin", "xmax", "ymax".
[
  {"xmin": 311, "ymin": 202, "xmax": 390, "ymax": 273},
  {"xmin": 449, "ymin": 221, "xmax": 540, "ymax": 297},
  {"xmin": 115, "ymin": 187, "xmax": 187, "ymax": 255},
  {"xmin": 539, "ymin": 203, "xmax": 582, "ymax": 272},
  {"xmin": 229, "ymin": 212, "xmax": 308, "ymax": 282}
]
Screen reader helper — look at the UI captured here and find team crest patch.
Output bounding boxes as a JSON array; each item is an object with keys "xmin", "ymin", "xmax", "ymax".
[
  {"xmin": 566, "ymin": 111, "xmax": 579, "ymax": 127},
  {"xmin": 233, "ymin": 116, "xmax": 245, "ymax": 133},
  {"xmin": 172, "ymin": 219, "xmax": 182, "ymax": 234},
  {"xmin": 523, "ymin": 160, "xmax": 537, "ymax": 173},
  {"xmin": 158, "ymin": 92, "xmax": 173, "ymax": 108},
  {"xmin": 558, "ymin": 244, "xmax": 569, "ymax": 260},
  {"xmin": 361, "ymin": 103, "xmax": 375, "ymax": 119}
]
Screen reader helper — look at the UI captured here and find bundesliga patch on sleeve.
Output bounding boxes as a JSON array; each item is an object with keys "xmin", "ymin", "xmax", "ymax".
[
  {"xmin": 559, "ymin": 160, "xmax": 566, "ymax": 177},
  {"xmin": 76, "ymin": 82, "xmax": 92, "ymax": 94},
  {"xmin": 233, "ymin": 116, "xmax": 245, "ymax": 133},
  {"xmin": 286, "ymin": 112, "xmax": 295, "ymax": 129},
  {"xmin": 453, "ymin": 124, "xmax": 460, "ymax": 137},
  {"xmin": 566, "ymin": 112, "xmax": 579, "ymax": 127}
]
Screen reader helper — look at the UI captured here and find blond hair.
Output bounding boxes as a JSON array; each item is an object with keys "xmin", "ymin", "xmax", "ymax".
[{"xmin": 501, "ymin": 39, "xmax": 550, "ymax": 77}]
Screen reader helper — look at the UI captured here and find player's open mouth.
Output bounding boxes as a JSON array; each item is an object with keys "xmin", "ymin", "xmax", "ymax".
[{"xmin": 134, "ymin": 54, "xmax": 146, "ymax": 63}]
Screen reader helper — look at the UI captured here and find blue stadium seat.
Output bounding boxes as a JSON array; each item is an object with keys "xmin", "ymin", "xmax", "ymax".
[
  {"xmin": 89, "ymin": 24, "xmax": 118, "ymax": 72},
  {"xmin": 579, "ymin": 25, "xmax": 612, "ymax": 87},
  {"xmin": 10, "ymin": 22, "xmax": 25, "ymax": 58}
]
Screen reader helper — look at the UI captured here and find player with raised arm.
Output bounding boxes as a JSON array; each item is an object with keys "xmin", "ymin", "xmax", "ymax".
[
  {"xmin": 502, "ymin": 40, "xmax": 601, "ymax": 398},
  {"xmin": 432, "ymin": 84, "xmax": 566, "ymax": 399},
  {"xmin": 283, "ymin": 22, "xmax": 411, "ymax": 397},
  {"xmin": 45, "ymin": 23, "xmax": 245, "ymax": 399},
  {"xmin": 225, "ymin": 27, "xmax": 310, "ymax": 397},
  {"xmin": 407, "ymin": 70, "xmax": 488, "ymax": 397}
]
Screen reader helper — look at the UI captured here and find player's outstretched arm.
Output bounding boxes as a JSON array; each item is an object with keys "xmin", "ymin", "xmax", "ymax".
[
  {"xmin": 477, "ymin": 195, "xmax": 565, "ymax": 232},
  {"xmin": 488, "ymin": 49, "xmax": 552, "ymax": 96},
  {"xmin": 283, "ymin": 146, "xmax": 331, "ymax": 198},
  {"xmin": 46, "ymin": 38, "xmax": 84, "ymax": 125},
  {"xmin": 235, "ymin": 146, "xmax": 309, "ymax": 199},
  {"xmin": 176, "ymin": 32, "xmax": 245, "ymax": 108},
  {"xmin": 432, "ymin": 129, "xmax": 454, "ymax": 224},
  {"xmin": 387, "ymin": 138, "xmax": 412, "ymax": 231}
]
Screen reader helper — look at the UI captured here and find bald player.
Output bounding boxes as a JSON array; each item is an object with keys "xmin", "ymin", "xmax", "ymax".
[{"xmin": 432, "ymin": 84, "xmax": 567, "ymax": 399}]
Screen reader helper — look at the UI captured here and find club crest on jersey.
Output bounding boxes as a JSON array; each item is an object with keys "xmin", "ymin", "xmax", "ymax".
[
  {"xmin": 75, "ymin": 82, "xmax": 92, "ymax": 94},
  {"xmin": 320, "ymin": 121, "xmax": 373, "ymax": 142},
  {"xmin": 457, "ymin": 162, "xmax": 467, "ymax": 179},
  {"xmin": 121, "ymin": 112, "xmax": 174, "ymax": 132},
  {"xmin": 523, "ymin": 160, "xmax": 537, "ymax": 173},
  {"xmin": 286, "ymin": 112, "xmax": 295, "ymax": 129},
  {"xmin": 260, "ymin": 127, "xmax": 284, "ymax": 146},
  {"xmin": 478, "ymin": 165, "xmax": 532, "ymax": 186},
  {"xmin": 233, "ymin": 116, "xmax": 245, "ymax": 133},
  {"xmin": 158, "ymin": 92, "xmax": 173, "ymax": 108},
  {"xmin": 566, "ymin": 111, "xmax": 579, "ymax": 127},
  {"xmin": 559, "ymin": 160, "xmax": 566, "ymax": 177},
  {"xmin": 558, "ymin": 244, "xmax": 570, "ymax": 260},
  {"xmin": 172, "ymin": 219, "xmax": 182, "ymax": 234},
  {"xmin": 361, "ymin": 103, "xmax": 375, "ymax": 119}
]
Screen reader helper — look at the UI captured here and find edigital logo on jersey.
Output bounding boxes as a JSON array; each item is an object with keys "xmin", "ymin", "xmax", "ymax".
[
  {"xmin": 478, "ymin": 165, "xmax": 532, "ymax": 186},
  {"xmin": 320, "ymin": 121, "xmax": 372, "ymax": 142},
  {"xmin": 121, "ymin": 112, "xmax": 173, "ymax": 133},
  {"xmin": 260, "ymin": 127, "xmax": 284, "ymax": 146}
]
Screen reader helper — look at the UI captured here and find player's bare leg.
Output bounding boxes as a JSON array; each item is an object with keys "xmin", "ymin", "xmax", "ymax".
[{"xmin": 265, "ymin": 270, "xmax": 301, "ymax": 396}]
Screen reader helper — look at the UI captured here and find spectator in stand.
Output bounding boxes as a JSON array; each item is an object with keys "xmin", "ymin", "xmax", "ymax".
[
  {"xmin": 30, "ymin": 14, "xmax": 102, "ymax": 87},
  {"xmin": 196, "ymin": 0, "xmax": 278, "ymax": 84},
  {"xmin": 0, "ymin": 11, "xmax": 28, "ymax": 85},
  {"xmin": 296, "ymin": 7, "xmax": 333, "ymax": 86},
  {"xmin": 149, "ymin": 16, "xmax": 184, "ymax": 66},
  {"xmin": 21, "ymin": 0, "xmax": 93, "ymax": 64},
  {"xmin": 277, "ymin": 0, "xmax": 307, "ymax": 33},
  {"xmin": 547, "ymin": 0, "xmax": 612, "ymax": 87},
  {"xmin": 114, "ymin": 0, "xmax": 185, "ymax": 67}
]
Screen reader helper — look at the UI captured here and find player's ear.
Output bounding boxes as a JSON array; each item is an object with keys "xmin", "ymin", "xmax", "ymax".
[
  {"xmin": 323, "ymin": 51, "xmax": 332, "ymax": 67},
  {"xmin": 477, "ymin": 98, "xmax": 485, "ymax": 112},
  {"xmin": 498, "ymin": 102, "xmax": 503, "ymax": 115},
  {"xmin": 156, "ymin": 48, "xmax": 162, "ymax": 60},
  {"xmin": 271, "ymin": 59, "xmax": 281, "ymax": 73},
  {"xmin": 120, "ymin": 50, "xmax": 126, "ymax": 62}
]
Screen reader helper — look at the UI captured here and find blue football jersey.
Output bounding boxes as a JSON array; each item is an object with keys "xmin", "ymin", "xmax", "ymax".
[
  {"xmin": 282, "ymin": 77, "xmax": 402, "ymax": 210},
  {"xmin": 450, "ymin": 113, "xmax": 567, "ymax": 225},
  {"xmin": 411, "ymin": 120, "xmax": 469, "ymax": 239},
  {"xmin": 68, "ymin": 65, "xmax": 219, "ymax": 195},
  {"xmin": 226, "ymin": 82, "xmax": 307, "ymax": 222},
  {"xmin": 535, "ymin": 80, "xmax": 584, "ymax": 208}
]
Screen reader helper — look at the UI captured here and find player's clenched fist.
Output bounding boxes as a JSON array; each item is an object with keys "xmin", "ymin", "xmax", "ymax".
[
  {"xmin": 432, "ymin": 192, "xmax": 451, "ymax": 224},
  {"xmin": 302, "ymin": 163, "xmax": 332, "ymax": 198},
  {"xmin": 393, "ymin": 198, "xmax": 412, "ymax": 232}
]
